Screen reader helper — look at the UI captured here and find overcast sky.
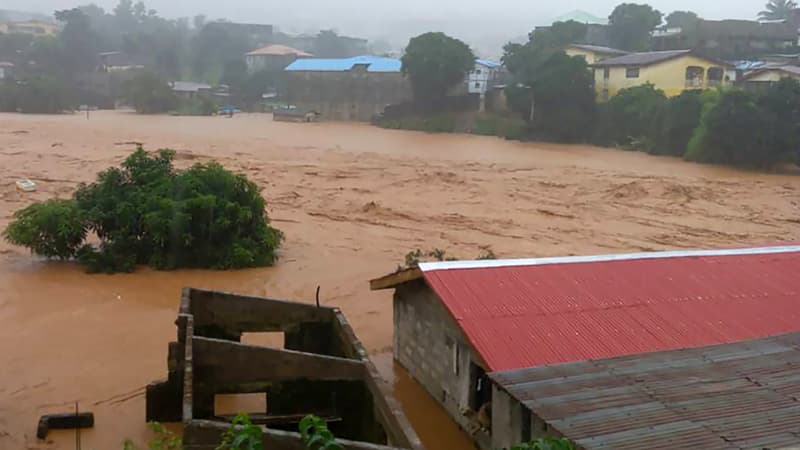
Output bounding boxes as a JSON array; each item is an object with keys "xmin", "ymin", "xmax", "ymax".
[{"xmin": 4, "ymin": 0, "xmax": 771, "ymax": 56}]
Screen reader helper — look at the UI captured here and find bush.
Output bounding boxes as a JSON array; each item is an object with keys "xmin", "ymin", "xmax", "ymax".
[
  {"xmin": 685, "ymin": 90, "xmax": 767, "ymax": 166},
  {"xmin": 473, "ymin": 116, "xmax": 528, "ymax": 140},
  {"xmin": 124, "ymin": 71, "xmax": 178, "ymax": 114},
  {"xmin": 5, "ymin": 147, "xmax": 283, "ymax": 273},
  {"xmin": 0, "ymin": 76, "xmax": 75, "ymax": 113},
  {"xmin": 596, "ymin": 84, "xmax": 666, "ymax": 149},
  {"xmin": 379, "ymin": 114, "xmax": 457, "ymax": 133},
  {"xmin": 3, "ymin": 199, "xmax": 87, "ymax": 259},
  {"xmin": 648, "ymin": 90, "xmax": 704, "ymax": 156},
  {"xmin": 173, "ymin": 96, "xmax": 217, "ymax": 116}
]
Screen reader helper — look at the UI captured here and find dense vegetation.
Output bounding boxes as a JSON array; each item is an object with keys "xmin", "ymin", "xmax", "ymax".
[
  {"xmin": 4, "ymin": 147, "xmax": 283, "ymax": 273},
  {"xmin": 401, "ymin": 32, "xmax": 476, "ymax": 104}
]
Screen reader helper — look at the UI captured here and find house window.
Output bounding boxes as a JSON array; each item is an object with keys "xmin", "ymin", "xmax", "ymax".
[
  {"xmin": 626, "ymin": 67, "xmax": 640, "ymax": 78},
  {"xmin": 475, "ymin": 68, "xmax": 482, "ymax": 74},
  {"xmin": 603, "ymin": 67, "xmax": 610, "ymax": 79},
  {"xmin": 452, "ymin": 341, "xmax": 459, "ymax": 375},
  {"xmin": 474, "ymin": 82, "xmax": 482, "ymax": 89},
  {"xmin": 468, "ymin": 361, "xmax": 492, "ymax": 412}
]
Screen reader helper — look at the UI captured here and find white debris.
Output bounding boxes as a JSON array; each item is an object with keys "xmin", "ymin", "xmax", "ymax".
[{"xmin": 15, "ymin": 180, "xmax": 37, "ymax": 192}]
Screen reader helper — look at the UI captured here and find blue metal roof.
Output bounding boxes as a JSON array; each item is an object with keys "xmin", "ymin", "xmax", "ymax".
[
  {"xmin": 476, "ymin": 59, "xmax": 502, "ymax": 69},
  {"xmin": 285, "ymin": 55, "xmax": 402, "ymax": 72}
]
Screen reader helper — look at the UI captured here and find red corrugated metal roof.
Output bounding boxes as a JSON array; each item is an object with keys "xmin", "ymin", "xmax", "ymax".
[{"xmin": 420, "ymin": 246, "xmax": 800, "ymax": 372}]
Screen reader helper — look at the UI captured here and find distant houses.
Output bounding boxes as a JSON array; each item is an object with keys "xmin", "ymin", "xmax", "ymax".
[
  {"xmin": 245, "ymin": 44, "xmax": 312, "ymax": 73},
  {"xmin": 0, "ymin": 62, "xmax": 13, "ymax": 80},
  {"xmin": 371, "ymin": 244, "xmax": 800, "ymax": 450},
  {"xmin": 0, "ymin": 20, "xmax": 59, "ymax": 37},
  {"xmin": 97, "ymin": 52, "xmax": 147, "ymax": 73},
  {"xmin": 591, "ymin": 50, "xmax": 734, "ymax": 99},
  {"xmin": 283, "ymin": 55, "xmax": 411, "ymax": 121}
]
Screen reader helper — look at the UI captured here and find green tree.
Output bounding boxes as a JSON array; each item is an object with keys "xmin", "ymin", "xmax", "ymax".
[
  {"xmin": 4, "ymin": 148, "xmax": 284, "ymax": 273},
  {"xmin": 312, "ymin": 30, "xmax": 351, "ymax": 58},
  {"xmin": 54, "ymin": 8, "xmax": 100, "ymax": 77},
  {"xmin": 756, "ymin": 78, "xmax": 800, "ymax": 165},
  {"xmin": 665, "ymin": 11, "xmax": 700, "ymax": 29},
  {"xmin": 758, "ymin": 0, "xmax": 798, "ymax": 21},
  {"xmin": 597, "ymin": 84, "xmax": 667, "ymax": 148},
  {"xmin": 124, "ymin": 71, "xmax": 178, "ymax": 113},
  {"xmin": 191, "ymin": 23, "xmax": 250, "ymax": 83},
  {"xmin": 401, "ymin": 32, "xmax": 475, "ymax": 103},
  {"xmin": 608, "ymin": 3, "xmax": 663, "ymax": 51},
  {"xmin": 649, "ymin": 89, "xmax": 704, "ymax": 156},
  {"xmin": 502, "ymin": 23, "xmax": 596, "ymax": 142},
  {"xmin": 14, "ymin": 75, "xmax": 75, "ymax": 113}
]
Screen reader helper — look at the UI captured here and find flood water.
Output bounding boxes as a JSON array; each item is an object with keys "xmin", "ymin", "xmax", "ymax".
[{"xmin": 1, "ymin": 111, "xmax": 799, "ymax": 449}]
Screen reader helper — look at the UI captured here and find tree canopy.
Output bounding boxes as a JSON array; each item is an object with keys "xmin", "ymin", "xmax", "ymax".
[
  {"xmin": 608, "ymin": 3, "xmax": 663, "ymax": 51},
  {"xmin": 401, "ymin": 32, "xmax": 475, "ymax": 103},
  {"xmin": 758, "ymin": 0, "xmax": 798, "ymax": 21},
  {"xmin": 665, "ymin": 10, "xmax": 700, "ymax": 29},
  {"xmin": 4, "ymin": 148, "xmax": 283, "ymax": 273}
]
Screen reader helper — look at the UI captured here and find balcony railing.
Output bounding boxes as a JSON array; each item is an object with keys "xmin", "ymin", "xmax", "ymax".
[{"xmin": 685, "ymin": 78, "xmax": 704, "ymax": 88}]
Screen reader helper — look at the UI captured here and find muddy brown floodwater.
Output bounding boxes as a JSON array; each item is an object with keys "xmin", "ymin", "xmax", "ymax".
[{"xmin": 1, "ymin": 111, "xmax": 799, "ymax": 449}]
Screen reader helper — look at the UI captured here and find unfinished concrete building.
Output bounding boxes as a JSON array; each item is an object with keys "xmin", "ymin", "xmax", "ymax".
[{"xmin": 146, "ymin": 288, "xmax": 422, "ymax": 450}]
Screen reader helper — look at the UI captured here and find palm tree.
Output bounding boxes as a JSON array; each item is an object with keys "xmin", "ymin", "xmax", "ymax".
[{"xmin": 758, "ymin": 0, "xmax": 798, "ymax": 21}]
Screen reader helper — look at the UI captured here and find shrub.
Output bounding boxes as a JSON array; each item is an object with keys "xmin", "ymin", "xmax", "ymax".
[
  {"xmin": 648, "ymin": 89, "xmax": 704, "ymax": 156},
  {"xmin": 299, "ymin": 415, "xmax": 343, "ymax": 450},
  {"xmin": 3, "ymin": 199, "xmax": 87, "ymax": 259},
  {"xmin": 124, "ymin": 71, "xmax": 178, "ymax": 114},
  {"xmin": 379, "ymin": 114, "xmax": 457, "ymax": 133},
  {"xmin": 474, "ymin": 116, "xmax": 528, "ymax": 140},
  {"xmin": 5, "ymin": 147, "xmax": 283, "ymax": 273},
  {"xmin": 0, "ymin": 76, "xmax": 75, "ymax": 113},
  {"xmin": 512, "ymin": 437, "xmax": 575, "ymax": 450},
  {"xmin": 596, "ymin": 84, "xmax": 666, "ymax": 149},
  {"xmin": 685, "ymin": 89, "xmax": 768, "ymax": 166},
  {"xmin": 756, "ymin": 78, "xmax": 800, "ymax": 166},
  {"xmin": 217, "ymin": 413, "xmax": 263, "ymax": 450},
  {"xmin": 173, "ymin": 96, "xmax": 218, "ymax": 116}
]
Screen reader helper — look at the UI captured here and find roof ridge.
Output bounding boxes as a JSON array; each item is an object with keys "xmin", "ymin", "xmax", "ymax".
[{"xmin": 419, "ymin": 244, "xmax": 800, "ymax": 272}]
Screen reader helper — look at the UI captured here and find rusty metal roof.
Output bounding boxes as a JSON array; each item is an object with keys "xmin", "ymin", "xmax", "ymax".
[
  {"xmin": 490, "ymin": 331, "xmax": 800, "ymax": 450},
  {"xmin": 419, "ymin": 245, "xmax": 800, "ymax": 372}
]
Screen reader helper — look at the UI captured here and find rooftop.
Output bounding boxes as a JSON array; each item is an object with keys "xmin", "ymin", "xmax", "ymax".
[
  {"xmin": 566, "ymin": 44, "xmax": 629, "ymax": 56},
  {"xmin": 553, "ymin": 10, "xmax": 608, "ymax": 25},
  {"xmin": 742, "ymin": 64, "xmax": 800, "ymax": 80},
  {"xmin": 246, "ymin": 44, "xmax": 312, "ymax": 57},
  {"xmin": 171, "ymin": 81, "xmax": 212, "ymax": 92},
  {"xmin": 490, "ymin": 331, "xmax": 800, "ymax": 450},
  {"xmin": 475, "ymin": 59, "xmax": 502, "ymax": 69},
  {"xmin": 372, "ymin": 245, "xmax": 800, "ymax": 372},
  {"xmin": 285, "ymin": 55, "xmax": 402, "ymax": 73},
  {"xmin": 591, "ymin": 49, "xmax": 697, "ymax": 67}
]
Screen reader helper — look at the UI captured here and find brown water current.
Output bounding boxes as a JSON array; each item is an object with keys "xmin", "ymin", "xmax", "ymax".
[{"xmin": 1, "ymin": 111, "xmax": 799, "ymax": 449}]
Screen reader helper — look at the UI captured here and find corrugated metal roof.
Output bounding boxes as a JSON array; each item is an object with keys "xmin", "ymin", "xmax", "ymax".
[
  {"xmin": 567, "ymin": 44, "xmax": 629, "ymax": 55},
  {"xmin": 246, "ymin": 44, "xmax": 312, "ymax": 57},
  {"xmin": 489, "ymin": 331, "xmax": 800, "ymax": 450},
  {"xmin": 419, "ymin": 245, "xmax": 800, "ymax": 372},
  {"xmin": 476, "ymin": 59, "xmax": 502, "ymax": 69},
  {"xmin": 285, "ymin": 55, "xmax": 401, "ymax": 72},
  {"xmin": 591, "ymin": 49, "xmax": 693, "ymax": 67}
]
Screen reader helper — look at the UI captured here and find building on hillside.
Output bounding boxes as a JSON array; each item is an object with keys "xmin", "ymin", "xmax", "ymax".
[
  {"xmin": 652, "ymin": 19, "xmax": 797, "ymax": 60},
  {"xmin": 0, "ymin": 62, "xmax": 14, "ymax": 80},
  {"xmin": 467, "ymin": 60, "xmax": 504, "ymax": 95},
  {"xmin": 740, "ymin": 64, "xmax": 800, "ymax": 89},
  {"xmin": 552, "ymin": 10, "xmax": 608, "ymax": 25},
  {"xmin": 490, "ymin": 331, "xmax": 800, "ymax": 450},
  {"xmin": 370, "ymin": 244, "xmax": 800, "ymax": 450},
  {"xmin": 170, "ymin": 81, "xmax": 212, "ymax": 99},
  {"xmin": 283, "ymin": 56, "xmax": 411, "ymax": 121},
  {"xmin": 564, "ymin": 44, "xmax": 628, "ymax": 64},
  {"xmin": 534, "ymin": 24, "xmax": 611, "ymax": 47},
  {"xmin": 245, "ymin": 44, "xmax": 312, "ymax": 73},
  {"xmin": 97, "ymin": 52, "xmax": 147, "ymax": 72},
  {"xmin": 591, "ymin": 50, "xmax": 734, "ymax": 100},
  {"xmin": 0, "ymin": 20, "xmax": 59, "ymax": 36},
  {"xmin": 203, "ymin": 22, "xmax": 274, "ymax": 48}
]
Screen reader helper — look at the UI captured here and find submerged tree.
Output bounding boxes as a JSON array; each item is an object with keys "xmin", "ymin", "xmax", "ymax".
[{"xmin": 4, "ymin": 147, "xmax": 283, "ymax": 273}]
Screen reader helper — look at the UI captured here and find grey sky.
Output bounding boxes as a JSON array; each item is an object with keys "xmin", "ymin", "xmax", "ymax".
[{"xmin": 4, "ymin": 0, "xmax": 772, "ymax": 57}]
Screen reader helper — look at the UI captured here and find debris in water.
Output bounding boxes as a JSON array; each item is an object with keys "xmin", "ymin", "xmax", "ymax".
[{"xmin": 15, "ymin": 180, "xmax": 37, "ymax": 192}]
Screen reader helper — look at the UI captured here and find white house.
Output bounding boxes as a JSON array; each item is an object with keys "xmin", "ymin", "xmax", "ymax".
[
  {"xmin": 0, "ymin": 62, "xmax": 13, "ymax": 80},
  {"xmin": 467, "ymin": 60, "xmax": 503, "ymax": 95}
]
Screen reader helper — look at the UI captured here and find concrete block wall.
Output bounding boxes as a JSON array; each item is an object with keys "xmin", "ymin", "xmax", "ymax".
[{"xmin": 393, "ymin": 281, "xmax": 481, "ymax": 444}]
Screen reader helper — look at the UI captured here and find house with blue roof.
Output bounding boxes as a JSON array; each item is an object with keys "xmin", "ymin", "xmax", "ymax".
[{"xmin": 283, "ymin": 55, "xmax": 411, "ymax": 121}]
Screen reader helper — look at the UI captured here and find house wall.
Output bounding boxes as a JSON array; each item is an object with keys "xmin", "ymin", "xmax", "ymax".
[
  {"xmin": 467, "ymin": 64, "xmax": 500, "ymax": 95},
  {"xmin": 284, "ymin": 69, "xmax": 411, "ymax": 121},
  {"xmin": 393, "ymin": 280, "xmax": 490, "ymax": 449},
  {"xmin": 595, "ymin": 54, "xmax": 732, "ymax": 99},
  {"xmin": 246, "ymin": 54, "xmax": 299, "ymax": 73},
  {"xmin": 746, "ymin": 69, "xmax": 800, "ymax": 82}
]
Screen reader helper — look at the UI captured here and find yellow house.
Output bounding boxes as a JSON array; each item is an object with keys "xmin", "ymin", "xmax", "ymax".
[
  {"xmin": 591, "ymin": 50, "xmax": 734, "ymax": 100},
  {"xmin": 0, "ymin": 20, "xmax": 60, "ymax": 37},
  {"xmin": 564, "ymin": 44, "xmax": 629, "ymax": 64}
]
